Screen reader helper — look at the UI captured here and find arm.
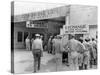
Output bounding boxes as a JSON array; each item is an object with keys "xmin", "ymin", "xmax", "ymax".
[
  {"xmin": 32, "ymin": 41, "xmax": 35, "ymax": 55},
  {"xmin": 63, "ymin": 41, "xmax": 70, "ymax": 52},
  {"xmin": 41, "ymin": 42, "xmax": 43, "ymax": 51},
  {"xmin": 32, "ymin": 42, "xmax": 34, "ymax": 50},
  {"xmin": 40, "ymin": 41, "xmax": 43, "ymax": 56}
]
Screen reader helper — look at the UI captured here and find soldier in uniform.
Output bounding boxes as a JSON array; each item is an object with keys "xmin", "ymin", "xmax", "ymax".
[
  {"xmin": 78, "ymin": 37, "xmax": 85, "ymax": 70},
  {"xmin": 47, "ymin": 36, "xmax": 53, "ymax": 54},
  {"xmin": 62, "ymin": 35, "xmax": 69, "ymax": 66},
  {"xmin": 90, "ymin": 38, "xmax": 97, "ymax": 66},
  {"xmin": 32, "ymin": 34, "xmax": 43, "ymax": 73},
  {"xmin": 25, "ymin": 36, "xmax": 30, "ymax": 50},
  {"xmin": 54, "ymin": 35, "xmax": 62, "ymax": 71},
  {"xmin": 64, "ymin": 34, "xmax": 84, "ymax": 70},
  {"xmin": 83, "ymin": 37, "xmax": 92, "ymax": 69}
]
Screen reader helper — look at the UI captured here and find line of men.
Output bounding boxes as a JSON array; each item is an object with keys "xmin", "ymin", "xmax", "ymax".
[
  {"xmin": 27, "ymin": 33, "xmax": 97, "ymax": 72},
  {"xmin": 47, "ymin": 34, "xmax": 97, "ymax": 70}
]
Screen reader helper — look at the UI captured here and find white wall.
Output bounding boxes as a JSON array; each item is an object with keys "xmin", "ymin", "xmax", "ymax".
[
  {"xmin": 89, "ymin": 26, "xmax": 97, "ymax": 39},
  {"xmin": 69, "ymin": 5, "xmax": 97, "ymax": 25},
  {"xmin": 69, "ymin": 5, "xmax": 97, "ymax": 39}
]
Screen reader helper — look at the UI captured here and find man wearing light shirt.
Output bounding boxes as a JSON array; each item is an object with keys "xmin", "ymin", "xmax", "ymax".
[{"xmin": 32, "ymin": 34, "xmax": 43, "ymax": 73}]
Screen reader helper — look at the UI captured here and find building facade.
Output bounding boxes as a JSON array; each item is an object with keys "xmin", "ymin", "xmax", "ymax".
[{"xmin": 12, "ymin": 5, "xmax": 97, "ymax": 49}]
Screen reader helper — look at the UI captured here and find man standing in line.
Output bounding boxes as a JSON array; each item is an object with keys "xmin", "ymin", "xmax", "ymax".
[
  {"xmin": 54, "ymin": 35, "xmax": 62, "ymax": 71},
  {"xmin": 52, "ymin": 36, "xmax": 57, "ymax": 55},
  {"xmin": 62, "ymin": 35, "xmax": 69, "ymax": 66},
  {"xmin": 78, "ymin": 37, "xmax": 85, "ymax": 70},
  {"xmin": 25, "ymin": 36, "xmax": 30, "ymax": 51},
  {"xmin": 90, "ymin": 38, "xmax": 97, "ymax": 66},
  {"xmin": 47, "ymin": 36, "xmax": 53, "ymax": 54},
  {"xmin": 83, "ymin": 37, "xmax": 92, "ymax": 69},
  {"xmin": 32, "ymin": 34, "xmax": 43, "ymax": 73},
  {"xmin": 64, "ymin": 34, "xmax": 82, "ymax": 70}
]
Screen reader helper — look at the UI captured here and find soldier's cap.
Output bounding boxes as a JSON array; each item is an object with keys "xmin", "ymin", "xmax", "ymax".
[{"xmin": 35, "ymin": 34, "xmax": 40, "ymax": 37}]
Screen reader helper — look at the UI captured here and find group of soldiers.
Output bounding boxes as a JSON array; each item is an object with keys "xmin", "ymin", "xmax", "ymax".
[
  {"xmin": 26, "ymin": 33, "xmax": 97, "ymax": 72},
  {"xmin": 64, "ymin": 35, "xmax": 97, "ymax": 70},
  {"xmin": 47, "ymin": 34, "xmax": 97, "ymax": 70}
]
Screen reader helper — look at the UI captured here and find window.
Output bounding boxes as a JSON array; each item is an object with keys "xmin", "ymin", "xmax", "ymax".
[{"xmin": 17, "ymin": 32, "xmax": 23, "ymax": 42}]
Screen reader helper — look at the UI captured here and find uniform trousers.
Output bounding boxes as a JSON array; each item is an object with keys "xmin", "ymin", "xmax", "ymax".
[{"xmin": 32, "ymin": 49, "xmax": 41, "ymax": 72}]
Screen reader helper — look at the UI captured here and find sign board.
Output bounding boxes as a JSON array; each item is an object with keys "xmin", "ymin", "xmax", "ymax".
[
  {"xmin": 26, "ymin": 21, "xmax": 30, "ymax": 27},
  {"xmin": 64, "ymin": 25, "xmax": 89, "ymax": 34},
  {"xmin": 14, "ymin": 6, "xmax": 69, "ymax": 22},
  {"xmin": 26, "ymin": 21, "xmax": 48, "ymax": 28}
]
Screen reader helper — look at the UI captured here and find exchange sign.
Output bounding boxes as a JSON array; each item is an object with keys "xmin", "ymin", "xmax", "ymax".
[{"xmin": 64, "ymin": 25, "xmax": 89, "ymax": 34}]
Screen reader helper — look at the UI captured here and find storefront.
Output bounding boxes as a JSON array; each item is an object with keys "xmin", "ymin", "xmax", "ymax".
[
  {"xmin": 13, "ymin": 19, "xmax": 65, "ymax": 49},
  {"xmin": 12, "ymin": 5, "xmax": 97, "ymax": 49}
]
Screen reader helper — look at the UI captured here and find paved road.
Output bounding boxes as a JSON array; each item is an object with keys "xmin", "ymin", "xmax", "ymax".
[{"xmin": 14, "ymin": 49, "xmax": 97, "ymax": 74}]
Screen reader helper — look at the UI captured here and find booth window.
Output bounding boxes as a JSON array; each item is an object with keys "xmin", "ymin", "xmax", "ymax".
[{"xmin": 17, "ymin": 32, "xmax": 23, "ymax": 42}]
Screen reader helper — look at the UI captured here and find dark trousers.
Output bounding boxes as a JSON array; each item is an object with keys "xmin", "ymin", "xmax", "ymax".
[
  {"xmin": 62, "ymin": 51, "xmax": 68, "ymax": 64},
  {"xmin": 33, "ymin": 49, "xmax": 41, "ymax": 72}
]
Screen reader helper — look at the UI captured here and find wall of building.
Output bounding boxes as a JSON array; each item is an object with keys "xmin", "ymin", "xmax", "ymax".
[
  {"xmin": 69, "ymin": 5, "xmax": 97, "ymax": 39},
  {"xmin": 14, "ymin": 20, "xmax": 64, "ymax": 49},
  {"xmin": 14, "ymin": 21, "xmax": 47, "ymax": 49},
  {"xmin": 69, "ymin": 5, "xmax": 97, "ymax": 25}
]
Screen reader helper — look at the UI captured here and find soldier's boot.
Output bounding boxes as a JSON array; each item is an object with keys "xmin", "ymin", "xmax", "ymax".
[
  {"xmin": 81, "ymin": 63, "xmax": 84, "ymax": 70},
  {"xmin": 34, "ymin": 70, "xmax": 36, "ymax": 73},
  {"xmin": 94, "ymin": 59, "xmax": 97, "ymax": 65},
  {"xmin": 34, "ymin": 66, "xmax": 37, "ymax": 73},
  {"xmin": 38, "ymin": 65, "xmax": 40, "ymax": 70},
  {"xmin": 84, "ymin": 64, "xmax": 87, "ymax": 69},
  {"xmin": 79, "ymin": 66, "xmax": 81, "ymax": 70},
  {"xmin": 79, "ymin": 65, "xmax": 83, "ymax": 70}
]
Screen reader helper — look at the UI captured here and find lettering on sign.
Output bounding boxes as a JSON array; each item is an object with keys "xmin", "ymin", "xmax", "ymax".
[
  {"xmin": 14, "ymin": 6, "xmax": 69, "ymax": 22},
  {"xmin": 26, "ymin": 21, "xmax": 48, "ymax": 28},
  {"xmin": 64, "ymin": 25, "xmax": 89, "ymax": 34}
]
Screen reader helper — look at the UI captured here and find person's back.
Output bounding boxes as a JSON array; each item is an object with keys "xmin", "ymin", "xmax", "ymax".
[
  {"xmin": 26, "ymin": 38, "xmax": 30, "ymax": 43},
  {"xmin": 83, "ymin": 41, "xmax": 92, "ymax": 51},
  {"xmin": 91, "ymin": 40, "xmax": 97, "ymax": 49},
  {"xmin": 32, "ymin": 38, "xmax": 43, "ymax": 50},
  {"xmin": 68, "ymin": 38, "xmax": 81, "ymax": 70},
  {"xmin": 55, "ymin": 39, "xmax": 61, "ymax": 53},
  {"xmin": 52, "ymin": 38, "xmax": 56, "ymax": 46},
  {"xmin": 48, "ymin": 37, "xmax": 52, "ymax": 45},
  {"xmin": 69, "ymin": 38, "xmax": 80, "ymax": 52},
  {"xmin": 25, "ymin": 37, "xmax": 30, "ymax": 50}
]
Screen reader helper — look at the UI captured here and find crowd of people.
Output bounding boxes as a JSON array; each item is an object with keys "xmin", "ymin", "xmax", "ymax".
[
  {"xmin": 47, "ymin": 34, "xmax": 97, "ymax": 70},
  {"xmin": 25, "ymin": 33, "xmax": 97, "ymax": 72}
]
